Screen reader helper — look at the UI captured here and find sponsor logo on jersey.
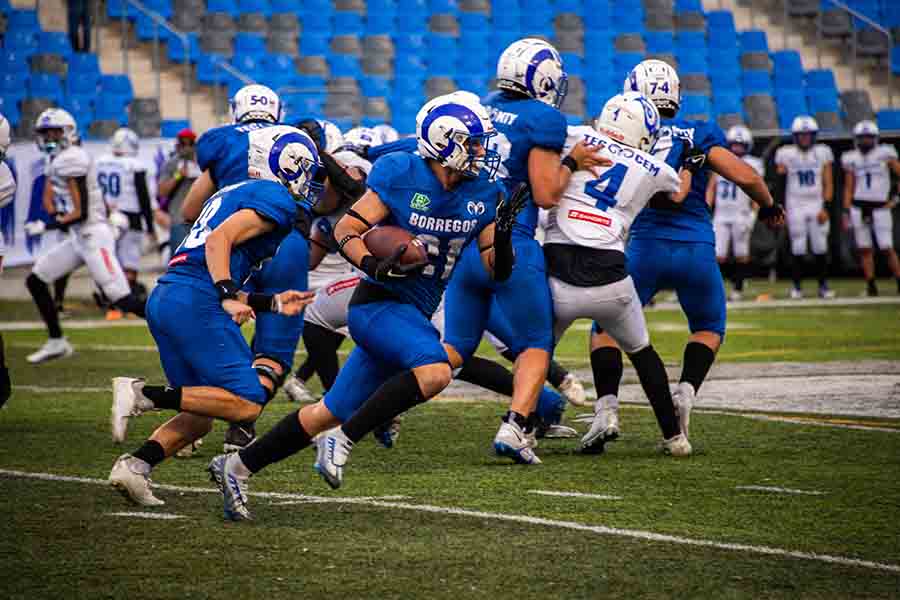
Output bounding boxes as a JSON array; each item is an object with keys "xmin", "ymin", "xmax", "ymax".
[
  {"xmin": 467, "ymin": 200, "xmax": 485, "ymax": 215},
  {"xmin": 486, "ymin": 106, "xmax": 518, "ymax": 126},
  {"xmin": 168, "ymin": 253, "xmax": 188, "ymax": 267},
  {"xmin": 410, "ymin": 193, "xmax": 431, "ymax": 212},
  {"xmin": 409, "ymin": 213, "xmax": 478, "ymax": 233},
  {"xmin": 568, "ymin": 209, "xmax": 611, "ymax": 227},
  {"xmin": 326, "ymin": 276, "xmax": 361, "ymax": 296}
]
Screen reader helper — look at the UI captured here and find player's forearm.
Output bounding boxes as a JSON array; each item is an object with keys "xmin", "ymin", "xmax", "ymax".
[
  {"xmin": 672, "ymin": 170, "xmax": 692, "ymax": 204},
  {"xmin": 742, "ymin": 177, "xmax": 774, "ymax": 209},
  {"xmin": 182, "ymin": 171, "xmax": 216, "ymax": 222},
  {"xmin": 842, "ymin": 175, "xmax": 854, "ymax": 209},
  {"xmin": 158, "ymin": 177, "xmax": 179, "ymax": 198},
  {"xmin": 205, "ymin": 229, "xmax": 233, "ymax": 283}
]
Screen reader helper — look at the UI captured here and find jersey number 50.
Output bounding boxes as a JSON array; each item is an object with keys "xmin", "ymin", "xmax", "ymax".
[{"xmin": 583, "ymin": 164, "xmax": 628, "ymax": 211}]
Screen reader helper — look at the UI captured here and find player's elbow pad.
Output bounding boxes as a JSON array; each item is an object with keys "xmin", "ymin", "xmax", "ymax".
[
  {"xmin": 492, "ymin": 228, "xmax": 515, "ymax": 282},
  {"xmin": 321, "ymin": 153, "xmax": 367, "ymax": 206}
]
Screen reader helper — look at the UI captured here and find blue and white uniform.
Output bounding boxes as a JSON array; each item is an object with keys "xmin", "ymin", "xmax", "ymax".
[
  {"xmin": 626, "ymin": 118, "xmax": 728, "ymax": 336},
  {"xmin": 196, "ymin": 121, "xmax": 277, "ymax": 189},
  {"xmin": 148, "ymin": 180, "xmax": 297, "ymax": 404},
  {"xmin": 443, "ymin": 91, "xmax": 566, "ymax": 359},
  {"xmin": 323, "ymin": 152, "xmax": 498, "ymax": 422}
]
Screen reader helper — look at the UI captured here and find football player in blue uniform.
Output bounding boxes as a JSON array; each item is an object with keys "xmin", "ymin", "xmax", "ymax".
[
  {"xmin": 107, "ymin": 126, "xmax": 320, "ymax": 506},
  {"xmin": 208, "ymin": 93, "xmax": 527, "ymax": 520},
  {"xmin": 587, "ymin": 60, "xmax": 783, "ymax": 442},
  {"xmin": 443, "ymin": 39, "xmax": 607, "ymax": 463}
]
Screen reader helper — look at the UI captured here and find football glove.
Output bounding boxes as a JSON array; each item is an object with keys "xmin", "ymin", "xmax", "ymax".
[
  {"xmin": 496, "ymin": 182, "xmax": 531, "ymax": 233},
  {"xmin": 683, "ymin": 147, "xmax": 708, "ymax": 174},
  {"xmin": 24, "ymin": 220, "xmax": 47, "ymax": 236},
  {"xmin": 361, "ymin": 244, "xmax": 426, "ymax": 282},
  {"xmin": 758, "ymin": 203, "xmax": 785, "ymax": 227}
]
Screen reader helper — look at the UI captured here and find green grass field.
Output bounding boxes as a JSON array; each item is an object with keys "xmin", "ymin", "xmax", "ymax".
[{"xmin": 2, "ymin": 293, "xmax": 899, "ymax": 599}]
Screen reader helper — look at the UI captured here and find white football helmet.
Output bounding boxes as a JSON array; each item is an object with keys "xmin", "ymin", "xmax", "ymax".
[
  {"xmin": 726, "ymin": 124, "xmax": 753, "ymax": 153},
  {"xmin": 111, "ymin": 127, "xmax": 140, "ymax": 156},
  {"xmin": 339, "ymin": 127, "xmax": 379, "ymax": 155},
  {"xmin": 247, "ymin": 125, "xmax": 322, "ymax": 203},
  {"xmin": 317, "ymin": 119, "xmax": 344, "ymax": 153},
  {"xmin": 416, "ymin": 93, "xmax": 501, "ymax": 178},
  {"xmin": 593, "ymin": 92, "xmax": 661, "ymax": 152},
  {"xmin": 496, "ymin": 38, "xmax": 568, "ymax": 109},
  {"xmin": 230, "ymin": 84, "xmax": 281, "ymax": 124},
  {"xmin": 624, "ymin": 59, "xmax": 681, "ymax": 115},
  {"xmin": 791, "ymin": 115, "xmax": 818, "ymax": 148},
  {"xmin": 0, "ymin": 113, "xmax": 10, "ymax": 159},
  {"xmin": 373, "ymin": 123, "xmax": 399, "ymax": 144},
  {"xmin": 34, "ymin": 108, "xmax": 79, "ymax": 155},
  {"xmin": 853, "ymin": 119, "xmax": 879, "ymax": 151}
]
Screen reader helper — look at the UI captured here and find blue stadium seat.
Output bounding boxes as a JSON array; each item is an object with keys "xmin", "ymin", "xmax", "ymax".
[
  {"xmin": 329, "ymin": 54, "xmax": 362, "ymax": 77},
  {"xmin": 234, "ymin": 33, "xmax": 267, "ymax": 57},
  {"xmin": 428, "ymin": 54, "xmax": 459, "ymax": 77},
  {"xmin": 29, "ymin": 73, "xmax": 63, "ymax": 104},
  {"xmin": 68, "ymin": 52, "xmax": 101, "ymax": 76},
  {"xmin": 206, "ymin": 0, "xmax": 239, "ymax": 17},
  {"xmin": 100, "ymin": 74, "xmax": 135, "ymax": 103},
  {"xmin": 398, "ymin": 0, "xmax": 428, "ymax": 13},
  {"xmin": 3, "ymin": 30, "xmax": 39, "ymax": 55},
  {"xmin": 300, "ymin": 34, "xmax": 331, "ymax": 56},
  {"xmin": 561, "ymin": 52, "xmax": 584, "ymax": 77},
  {"xmin": 876, "ymin": 109, "xmax": 900, "ymax": 130},
  {"xmin": 0, "ymin": 49, "xmax": 29, "ymax": 73},
  {"xmin": 0, "ymin": 96, "xmax": 21, "ymax": 127},
  {"xmin": 144, "ymin": 0, "xmax": 173, "ymax": 18},
  {"xmin": 645, "ymin": 31, "xmax": 674, "ymax": 54},
  {"xmin": 428, "ymin": 33, "xmax": 458, "ymax": 53},
  {"xmin": 61, "ymin": 94, "xmax": 95, "ymax": 125},
  {"xmin": 259, "ymin": 71, "xmax": 294, "ymax": 93},
  {"xmin": 67, "ymin": 71, "xmax": 99, "ymax": 95},
  {"xmin": 707, "ymin": 10, "xmax": 736, "ymax": 39},
  {"xmin": 107, "ymin": 0, "xmax": 140, "ymax": 20},
  {"xmin": 675, "ymin": 31, "xmax": 706, "ymax": 50},
  {"xmin": 521, "ymin": 11, "xmax": 552, "ymax": 33},
  {"xmin": 455, "ymin": 74, "xmax": 489, "ymax": 95},
  {"xmin": 458, "ymin": 48, "xmax": 490, "ymax": 72},
  {"xmin": 293, "ymin": 75, "xmax": 327, "ymax": 89},
  {"xmin": 361, "ymin": 75, "xmax": 392, "ymax": 97},
  {"xmin": 582, "ymin": 2, "xmax": 611, "ymax": 29},
  {"xmin": 492, "ymin": 10, "xmax": 521, "ymax": 30},
  {"xmin": 167, "ymin": 31, "xmax": 199, "ymax": 63},
  {"xmin": 238, "ymin": 0, "xmax": 271, "ymax": 17},
  {"xmin": 555, "ymin": 0, "xmax": 583, "ymax": 15},
  {"xmin": 395, "ymin": 53, "xmax": 427, "ymax": 75},
  {"xmin": 681, "ymin": 94, "xmax": 711, "ymax": 118},
  {"xmin": 7, "ymin": 9, "xmax": 40, "ymax": 32},
  {"xmin": 739, "ymin": 30, "xmax": 768, "ymax": 53},
  {"xmin": 94, "ymin": 95, "xmax": 129, "ymax": 123},
  {"xmin": 674, "ymin": 0, "xmax": 702, "ymax": 12},
  {"xmin": 430, "ymin": 0, "xmax": 459, "ymax": 13},
  {"xmin": 334, "ymin": 11, "xmax": 365, "ymax": 35},
  {"xmin": 676, "ymin": 49, "xmax": 708, "ymax": 74},
  {"xmin": 262, "ymin": 53, "xmax": 295, "ymax": 72},
  {"xmin": 395, "ymin": 34, "xmax": 427, "ymax": 52},
  {"xmin": 807, "ymin": 88, "xmax": 839, "ymax": 113},
  {"xmin": 458, "ymin": 31, "xmax": 490, "ymax": 54},
  {"xmin": 0, "ymin": 72, "xmax": 28, "ymax": 103},
  {"xmin": 806, "ymin": 68, "xmax": 837, "ymax": 92},
  {"xmin": 367, "ymin": 13, "xmax": 397, "ymax": 35},
  {"xmin": 709, "ymin": 61, "xmax": 740, "ymax": 88},
  {"xmin": 458, "ymin": 12, "xmax": 489, "ymax": 31},
  {"xmin": 196, "ymin": 53, "xmax": 229, "ymax": 85},
  {"xmin": 294, "ymin": 0, "xmax": 331, "ymax": 17},
  {"xmin": 397, "ymin": 13, "xmax": 428, "ymax": 33},
  {"xmin": 742, "ymin": 70, "xmax": 772, "ymax": 95},
  {"xmin": 893, "ymin": 46, "xmax": 900, "ymax": 75},
  {"xmin": 232, "ymin": 54, "xmax": 262, "ymax": 78},
  {"xmin": 564, "ymin": 113, "xmax": 584, "ymax": 126},
  {"xmin": 773, "ymin": 49, "xmax": 803, "ymax": 83},
  {"xmin": 613, "ymin": 52, "xmax": 644, "ymax": 79},
  {"xmin": 302, "ymin": 10, "xmax": 333, "ymax": 31},
  {"xmin": 712, "ymin": 92, "xmax": 742, "ymax": 116},
  {"xmin": 775, "ymin": 90, "xmax": 808, "ymax": 128},
  {"xmin": 161, "ymin": 119, "xmax": 191, "ymax": 138},
  {"xmin": 38, "ymin": 32, "xmax": 72, "ymax": 57}
]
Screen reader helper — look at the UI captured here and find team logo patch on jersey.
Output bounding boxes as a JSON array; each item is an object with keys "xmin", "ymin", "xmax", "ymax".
[
  {"xmin": 467, "ymin": 201, "xmax": 486, "ymax": 216},
  {"xmin": 568, "ymin": 209, "xmax": 611, "ymax": 227},
  {"xmin": 410, "ymin": 193, "xmax": 431, "ymax": 212}
]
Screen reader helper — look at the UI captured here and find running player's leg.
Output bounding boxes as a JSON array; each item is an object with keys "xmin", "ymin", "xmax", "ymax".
[
  {"xmin": 26, "ymin": 237, "xmax": 81, "ymax": 362},
  {"xmin": 809, "ymin": 209, "xmax": 832, "ymax": 296},
  {"xmin": 733, "ymin": 221, "xmax": 753, "ymax": 296},
  {"xmin": 79, "ymin": 224, "xmax": 146, "ymax": 317}
]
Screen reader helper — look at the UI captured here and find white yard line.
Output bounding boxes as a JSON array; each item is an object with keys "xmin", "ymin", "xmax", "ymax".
[
  {"xmin": 698, "ymin": 409, "xmax": 900, "ymax": 433},
  {"xmin": 529, "ymin": 490, "xmax": 622, "ymax": 500},
  {"xmin": 1, "ymin": 468, "xmax": 897, "ymax": 574},
  {"xmin": 0, "ymin": 320, "xmax": 149, "ymax": 331},
  {"xmin": 107, "ymin": 511, "xmax": 186, "ymax": 520},
  {"xmin": 16, "ymin": 385, "xmax": 110, "ymax": 393},
  {"xmin": 10, "ymin": 342, "xmax": 349, "ymax": 357},
  {"xmin": 735, "ymin": 486, "xmax": 826, "ymax": 496}
]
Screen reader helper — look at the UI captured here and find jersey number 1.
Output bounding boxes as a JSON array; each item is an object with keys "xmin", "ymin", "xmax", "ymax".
[{"xmin": 583, "ymin": 164, "xmax": 628, "ymax": 211}]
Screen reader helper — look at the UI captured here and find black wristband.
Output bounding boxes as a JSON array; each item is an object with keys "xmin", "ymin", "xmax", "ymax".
[
  {"xmin": 214, "ymin": 279, "xmax": 240, "ymax": 301},
  {"xmin": 359, "ymin": 255, "xmax": 379, "ymax": 279},
  {"xmin": 247, "ymin": 292, "xmax": 275, "ymax": 313},
  {"xmin": 561, "ymin": 155, "xmax": 578, "ymax": 172}
]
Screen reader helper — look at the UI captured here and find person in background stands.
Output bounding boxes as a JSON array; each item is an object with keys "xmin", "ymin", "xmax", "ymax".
[
  {"xmin": 67, "ymin": 0, "xmax": 92, "ymax": 52},
  {"xmin": 158, "ymin": 129, "xmax": 199, "ymax": 252}
]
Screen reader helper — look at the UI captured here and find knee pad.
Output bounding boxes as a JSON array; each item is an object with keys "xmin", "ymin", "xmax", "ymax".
[{"xmin": 254, "ymin": 358, "xmax": 286, "ymax": 402}]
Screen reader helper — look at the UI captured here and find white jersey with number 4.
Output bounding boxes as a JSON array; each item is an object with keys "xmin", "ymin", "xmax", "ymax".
[
  {"xmin": 544, "ymin": 126, "xmax": 681, "ymax": 252},
  {"xmin": 774, "ymin": 144, "xmax": 833, "ymax": 207},
  {"xmin": 46, "ymin": 146, "xmax": 108, "ymax": 228},
  {"xmin": 713, "ymin": 155, "xmax": 764, "ymax": 223},
  {"xmin": 841, "ymin": 145, "xmax": 898, "ymax": 204},
  {"xmin": 94, "ymin": 154, "xmax": 152, "ymax": 214}
]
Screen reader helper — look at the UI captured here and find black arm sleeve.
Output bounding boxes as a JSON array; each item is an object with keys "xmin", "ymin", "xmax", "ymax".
[
  {"xmin": 320, "ymin": 152, "xmax": 367, "ymax": 208},
  {"xmin": 135, "ymin": 171, "xmax": 154, "ymax": 232},
  {"xmin": 775, "ymin": 172, "xmax": 787, "ymax": 206},
  {"xmin": 492, "ymin": 225, "xmax": 515, "ymax": 282}
]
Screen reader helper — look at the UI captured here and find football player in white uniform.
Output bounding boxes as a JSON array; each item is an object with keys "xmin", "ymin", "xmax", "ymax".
[
  {"xmin": 95, "ymin": 127, "xmax": 156, "ymax": 301},
  {"xmin": 544, "ymin": 92, "xmax": 692, "ymax": 456},
  {"xmin": 23, "ymin": 109, "xmax": 146, "ymax": 363},
  {"xmin": 708, "ymin": 125, "xmax": 765, "ymax": 301},
  {"xmin": 0, "ymin": 113, "xmax": 14, "ymax": 406},
  {"xmin": 841, "ymin": 120, "xmax": 900, "ymax": 296},
  {"xmin": 775, "ymin": 116, "xmax": 836, "ymax": 299}
]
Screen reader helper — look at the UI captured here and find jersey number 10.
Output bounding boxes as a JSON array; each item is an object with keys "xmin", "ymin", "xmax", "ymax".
[{"xmin": 583, "ymin": 164, "xmax": 628, "ymax": 211}]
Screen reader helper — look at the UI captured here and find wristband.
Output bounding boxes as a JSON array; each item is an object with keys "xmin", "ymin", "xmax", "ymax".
[
  {"xmin": 561, "ymin": 155, "xmax": 578, "ymax": 172},
  {"xmin": 338, "ymin": 233, "xmax": 361, "ymax": 251},
  {"xmin": 359, "ymin": 255, "xmax": 379, "ymax": 279},
  {"xmin": 247, "ymin": 292, "xmax": 276, "ymax": 313},
  {"xmin": 214, "ymin": 279, "xmax": 240, "ymax": 301}
]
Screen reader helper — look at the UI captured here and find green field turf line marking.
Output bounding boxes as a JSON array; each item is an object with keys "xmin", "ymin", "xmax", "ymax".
[
  {"xmin": 735, "ymin": 486, "xmax": 825, "ymax": 496},
  {"xmin": 528, "ymin": 490, "xmax": 623, "ymax": 500},
  {"xmin": 2, "ymin": 468, "xmax": 899, "ymax": 574},
  {"xmin": 107, "ymin": 511, "xmax": 185, "ymax": 519}
]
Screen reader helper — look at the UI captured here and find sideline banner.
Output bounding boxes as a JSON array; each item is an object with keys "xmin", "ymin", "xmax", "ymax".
[{"xmin": 1, "ymin": 138, "xmax": 172, "ymax": 267}]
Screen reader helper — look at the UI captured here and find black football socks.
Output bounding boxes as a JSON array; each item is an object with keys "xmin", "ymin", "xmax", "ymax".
[
  {"xmin": 26, "ymin": 274, "xmax": 63, "ymax": 339},
  {"xmin": 456, "ymin": 356, "xmax": 514, "ymax": 396},
  {"xmin": 239, "ymin": 409, "xmax": 312, "ymax": 473},
  {"xmin": 680, "ymin": 341, "xmax": 716, "ymax": 394},
  {"xmin": 142, "ymin": 385, "xmax": 182, "ymax": 410},
  {"xmin": 132, "ymin": 440, "xmax": 165, "ymax": 467},
  {"xmin": 341, "ymin": 370, "xmax": 425, "ymax": 443},
  {"xmin": 628, "ymin": 346, "xmax": 680, "ymax": 439},
  {"xmin": 590, "ymin": 346, "xmax": 623, "ymax": 399}
]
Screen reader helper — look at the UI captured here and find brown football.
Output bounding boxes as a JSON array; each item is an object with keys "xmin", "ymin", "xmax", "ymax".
[{"xmin": 363, "ymin": 225, "xmax": 429, "ymax": 266}]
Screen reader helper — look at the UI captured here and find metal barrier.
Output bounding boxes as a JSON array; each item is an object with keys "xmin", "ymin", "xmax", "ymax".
[{"xmin": 115, "ymin": 0, "xmax": 193, "ymax": 124}]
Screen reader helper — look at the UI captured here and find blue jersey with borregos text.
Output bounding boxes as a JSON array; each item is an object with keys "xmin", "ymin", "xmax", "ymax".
[
  {"xmin": 161, "ymin": 179, "xmax": 298, "ymax": 289},
  {"xmin": 483, "ymin": 91, "xmax": 567, "ymax": 239},
  {"xmin": 196, "ymin": 121, "xmax": 277, "ymax": 189},
  {"xmin": 367, "ymin": 152, "xmax": 499, "ymax": 316},
  {"xmin": 630, "ymin": 118, "xmax": 726, "ymax": 245}
]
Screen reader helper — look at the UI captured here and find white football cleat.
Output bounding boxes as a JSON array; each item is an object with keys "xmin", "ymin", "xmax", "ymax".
[
  {"xmin": 208, "ymin": 453, "xmax": 252, "ymax": 521},
  {"xmin": 108, "ymin": 454, "xmax": 164, "ymax": 506},
  {"xmin": 493, "ymin": 420, "xmax": 542, "ymax": 465},
  {"xmin": 789, "ymin": 287, "xmax": 803, "ymax": 300},
  {"xmin": 728, "ymin": 290, "xmax": 743, "ymax": 303},
  {"xmin": 26, "ymin": 337, "xmax": 73, "ymax": 364},
  {"xmin": 558, "ymin": 373, "xmax": 589, "ymax": 407},
  {"xmin": 672, "ymin": 382, "xmax": 694, "ymax": 440},
  {"xmin": 580, "ymin": 395, "xmax": 620, "ymax": 453},
  {"xmin": 818, "ymin": 285, "xmax": 836, "ymax": 299},
  {"xmin": 660, "ymin": 433, "xmax": 692, "ymax": 457},
  {"xmin": 283, "ymin": 375, "xmax": 315, "ymax": 402},
  {"xmin": 541, "ymin": 423, "xmax": 578, "ymax": 438},
  {"xmin": 110, "ymin": 377, "xmax": 155, "ymax": 443},
  {"xmin": 315, "ymin": 426, "xmax": 353, "ymax": 489}
]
